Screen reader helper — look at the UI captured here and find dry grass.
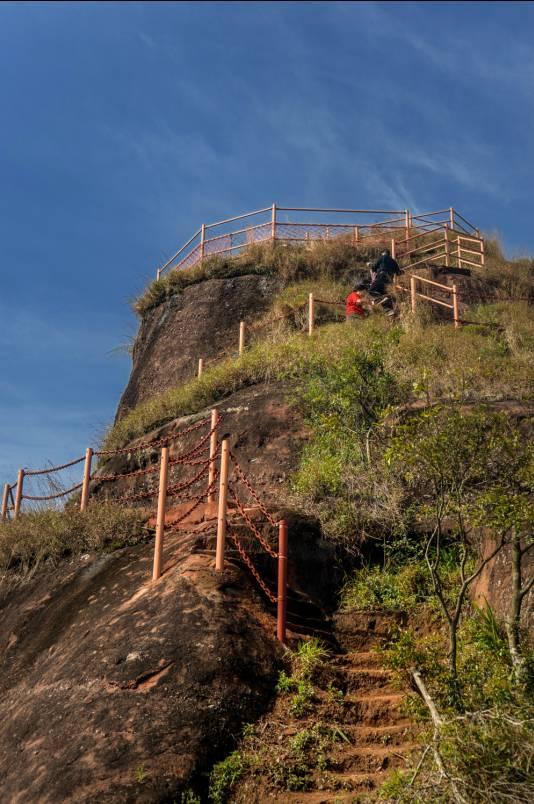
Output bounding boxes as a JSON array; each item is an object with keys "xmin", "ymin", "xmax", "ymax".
[
  {"xmin": 0, "ymin": 502, "xmax": 147, "ymax": 588},
  {"xmin": 133, "ymin": 236, "xmax": 391, "ymax": 317}
]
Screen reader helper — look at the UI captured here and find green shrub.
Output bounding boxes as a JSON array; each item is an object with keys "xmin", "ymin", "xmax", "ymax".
[{"xmin": 208, "ymin": 751, "xmax": 247, "ymax": 804}]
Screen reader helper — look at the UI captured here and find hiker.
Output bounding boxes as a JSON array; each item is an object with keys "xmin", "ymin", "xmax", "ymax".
[
  {"xmin": 369, "ymin": 249, "xmax": 400, "ymax": 296},
  {"xmin": 345, "ymin": 283, "xmax": 368, "ymax": 321},
  {"xmin": 371, "ymin": 249, "xmax": 400, "ymax": 282}
]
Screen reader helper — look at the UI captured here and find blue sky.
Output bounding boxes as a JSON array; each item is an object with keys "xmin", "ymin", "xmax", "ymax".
[{"xmin": 1, "ymin": 1, "xmax": 533, "ymax": 486}]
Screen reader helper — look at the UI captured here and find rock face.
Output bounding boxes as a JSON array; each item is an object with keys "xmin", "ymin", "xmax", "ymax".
[
  {"xmin": 0, "ymin": 543, "xmax": 281, "ymax": 802},
  {"xmin": 116, "ymin": 274, "xmax": 282, "ymax": 421}
]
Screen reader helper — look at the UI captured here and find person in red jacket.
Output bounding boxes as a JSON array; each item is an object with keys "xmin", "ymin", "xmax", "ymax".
[{"xmin": 345, "ymin": 283, "xmax": 368, "ymax": 320}]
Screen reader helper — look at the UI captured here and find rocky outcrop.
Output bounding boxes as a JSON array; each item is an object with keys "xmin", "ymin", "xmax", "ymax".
[
  {"xmin": 0, "ymin": 543, "xmax": 281, "ymax": 802},
  {"xmin": 116, "ymin": 274, "xmax": 283, "ymax": 421}
]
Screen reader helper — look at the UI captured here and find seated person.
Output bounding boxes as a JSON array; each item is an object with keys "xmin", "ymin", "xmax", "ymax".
[{"xmin": 345, "ymin": 283, "xmax": 369, "ymax": 320}]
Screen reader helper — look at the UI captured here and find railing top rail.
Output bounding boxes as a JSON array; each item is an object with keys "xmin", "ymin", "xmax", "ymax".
[
  {"xmin": 412, "ymin": 209, "xmax": 450, "ymax": 218},
  {"xmin": 453, "ymin": 208, "xmax": 479, "ymax": 233},
  {"xmin": 205, "ymin": 207, "xmax": 272, "ymax": 230},
  {"xmin": 276, "ymin": 206, "xmax": 406, "ymax": 214},
  {"xmin": 159, "ymin": 228, "xmax": 202, "ymax": 274}
]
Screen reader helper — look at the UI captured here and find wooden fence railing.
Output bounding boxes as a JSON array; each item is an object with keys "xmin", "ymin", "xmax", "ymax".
[{"xmin": 156, "ymin": 205, "xmax": 482, "ymax": 279}]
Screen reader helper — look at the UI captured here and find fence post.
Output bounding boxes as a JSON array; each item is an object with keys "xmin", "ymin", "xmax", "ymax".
[
  {"xmin": 14, "ymin": 469, "xmax": 24, "ymax": 520},
  {"xmin": 480, "ymin": 238, "xmax": 485, "ymax": 268},
  {"xmin": 452, "ymin": 284, "xmax": 459, "ymax": 329},
  {"xmin": 354, "ymin": 225, "xmax": 359, "ymax": 244},
  {"xmin": 449, "ymin": 207, "xmax": 454, "ymax": 230},
  {"xmin": 308, "ymin": 293, "xmax": 314, "ymax": 336},
  {"xmin": 80, "ymin": 448, "xmax": 93, "ymax": 512},
  {"xmin": 152, "ymin": 446, "xmax": 169, "ymax": 581},
  {"xmin": 391, "ymin": 238, "xmax": 396, "ymax": 260},
  {"xmin": 198, "ymin": 358, "xmax": 203, "ymax": 378},
  {"xmin": 1, "ymin": 484, "xmax": 9, "ymax": 522},
  {"xmin": 239, "ymin": 321, "xmax": 245, "ymax": 356},
  {"xmin": 456, "ymin": 236, "xmax": 461, "ymax": 268},
  {"xmin": 271, "ymin": 203, "xmax": 276, "ymax": 242},
  {"xmin": 444, "ymin": 225, "xmax": 450, "ymax": 268},
  {"xmin": 405, "ymin": 209, "xmax": 410, "ymax": 241},
  {"xmin": 207, "ymin": 409, "xmax": 219, "ymax": 504},
  {"xmin": 215, "ymin": 439, "xmax": 229, "ymax": 571},
  {"xmin": 156, "ymin": 267, "xmax": 161, "ymax": 282},
  {"xmin": 200, "ymin": 224, "xmax": 206, "ymax": 262},
  {"xmin": 410, "ymin": 275, "xmax": 417, "ymax": 314},
  {"xmin": 277, "ymin": 519, "xmax": 288, "ymax": 644}
]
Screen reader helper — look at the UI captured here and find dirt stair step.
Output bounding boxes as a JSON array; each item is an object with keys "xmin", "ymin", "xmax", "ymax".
[
  {"xmin": 332, "ymin": 650, "xmax": 385, "ymax": 670},
  {"xmin": 334, "ymin": 742, "xmax": 419, "ymax": 775},
  {"xmin": 338, "ymin": 692, "xmax": 407, "ymax": 725},
  {"xmin": 339, "ymin": 722, "xmax": 415, "ymax": 747},
  {"xmin": 341, "ymin": 666, "xmax": 396, "ymax": 693}
]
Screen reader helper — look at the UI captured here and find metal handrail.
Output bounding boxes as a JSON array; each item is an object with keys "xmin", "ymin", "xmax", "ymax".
[{"xmin": 155, "ymin": 205, "xmax": 481, "ymax": 279}]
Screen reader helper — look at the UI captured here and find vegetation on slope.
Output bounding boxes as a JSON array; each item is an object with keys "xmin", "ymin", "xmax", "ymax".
[{"xmin": 0, "ymin": 503, "xmax": 146, "ymax": 590}]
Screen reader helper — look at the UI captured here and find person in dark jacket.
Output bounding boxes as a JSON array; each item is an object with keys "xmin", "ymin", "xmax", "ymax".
[{"xmin": 371, "ymin": 249, "xmax": 400, "ymax": 280}]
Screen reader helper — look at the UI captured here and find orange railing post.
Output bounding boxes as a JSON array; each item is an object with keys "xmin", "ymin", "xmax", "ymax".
[
  {"xmin": 14, "ymin": 469, "xmax": 24, "ymax": 520},
  {"xmin": 308, "ymin": 292, "xmax": 314, "ymax": 336},
  {"xmin": 452, "ymin": 284, "xmax": 459, "ymax": 329},
  {"xmin": 152, "ymin": 446, "xmax": 169, "ymax": 581},
  {"xmin": 405, "ymin": 209, "xmax": 410, "ymax": 241},
  {"xmin": 1, "ymin": 483, "xmax": 9, "ymax": 522},
  {"xmin": 277, "ymin": 519, "xmax": 288, "ymax": 643},
  {"xmin": 410, "ymin": 275, "xmax": 417, "ymax": 314},
  {"xmin": 456, "ymin": 235, "xmax": 461, "ymax": 268},
  {"xmin": 354, "ymin": 225, "xmax": 359, "ymax": 244},
  {"xmin": 200, "ymin": 223, "xmax": 206, "ymax": 262},
  {"xmin": 80, "ymin": 447, "xmax": 93, "ymax": 512},
  {"xmin": 271, "ymin": 203, "xmax": 276, "ymax": 241},
  {"xmin": 239, "ymin": 321, "xmax": 245, "ymax": 356},
  {"xmin": 391, "ymin": 238, "xmax": 396, "ymax": 260},
  {"xmin": 198, "ymin": 358, "xmax": 203, "ymax": 378},
  {"xmin": 215, "ymin": 439, "xmax": 229, "ymax": 571},
  {"xmin": 449, "ymin": 207, "xmax": 454, "ymax": 230},
  {"xmin": 207, "ymin": 409, "xmax": 219, "ymax": 504},
  {"xmin": 480, "ymin": 238, "xmax": 485, "ymax": 268},
  {"xmin": 444, "ymin": 225, "xmax": 450, "ymax": 268}
]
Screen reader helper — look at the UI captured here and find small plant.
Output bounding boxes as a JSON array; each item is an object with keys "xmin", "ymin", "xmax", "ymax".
[
  {"xmin": 208, "ymin": 751, "xmax": 247, "ymax": 804},
  {"xmin": 135, "ymin": 764, "xmax": 147, "ymax": 783},
  {"xmin": 180, "ymin": 790, "xmax": 201, "ymax": 804}
]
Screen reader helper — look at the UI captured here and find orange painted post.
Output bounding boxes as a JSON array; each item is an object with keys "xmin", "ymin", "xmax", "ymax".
[
  {"xmin": 480, "ymin": 238, "xmax": 485, "ymax": 268},
  {"xmin": 239, "ymin": 321, "xmax": 245, "ymax": 356},
  {"xmin": 277, "ymin": 519, "xmax": 288, "ymax": 644},
  {"xmin": 198, "ymin": 358, "xmax": 203, "ymax": 378},
  {"xmin": 444, "ymin": 225, "xmax": 450, "ymax": 268},
  {"xmin": 452, "ymin": 284, "xmax": 460, "ymax": 329},
  {"xmin": 80, "ymin": 447, "xmax": 93, "ymax": 512},
  {"xmin": 200, "ymin": 224, "xmax": 206, "ymax": 262},
  {"xmin": 391, "ymin": 238, "xmax": 396, "ymax": 260},
  {"xmin": 354, "ymin": 225, "xmax": 359, "ymax": 243},
  {"xmin": 456, "ymin": 236, "xmax": 461, "ymax": 268},
  {"xmin": 1, "ymin": 483, "xmax": 9, "ymax": 522},
  {"xmin": 207, "ymin": 409, "xmax": 219, "ymax": 504},
  {"xmin": 410, "ymin": 275, "xmax": 417, "ymax": 314},
  {"xmin": 405, "ymin": 209, "xmax": 410, "ymax": 241},
  {"xmin": 308, "ymin": 293, "xmax": 314, "ymax": 336},
  {"xmin": 156, "ymin": 267, "xmax": 162, "ymax": 282},
  {"xmin": 14, "ymin": 469, "xmax": 24, "ymax": 520},
  {"xmin": 449, "ymin": 207, "xmax": 454, "ymax": 229},
  {"xmin": 215, "ymin": 439, "xmax": 229, "ymax": 571},
  {"xmin": 271, "ymin": 203, "xmax": 276, "ymax": 241},
  {"xmin": 152, "ymin": 447, "xmax": 169, "ymax": 581}
]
